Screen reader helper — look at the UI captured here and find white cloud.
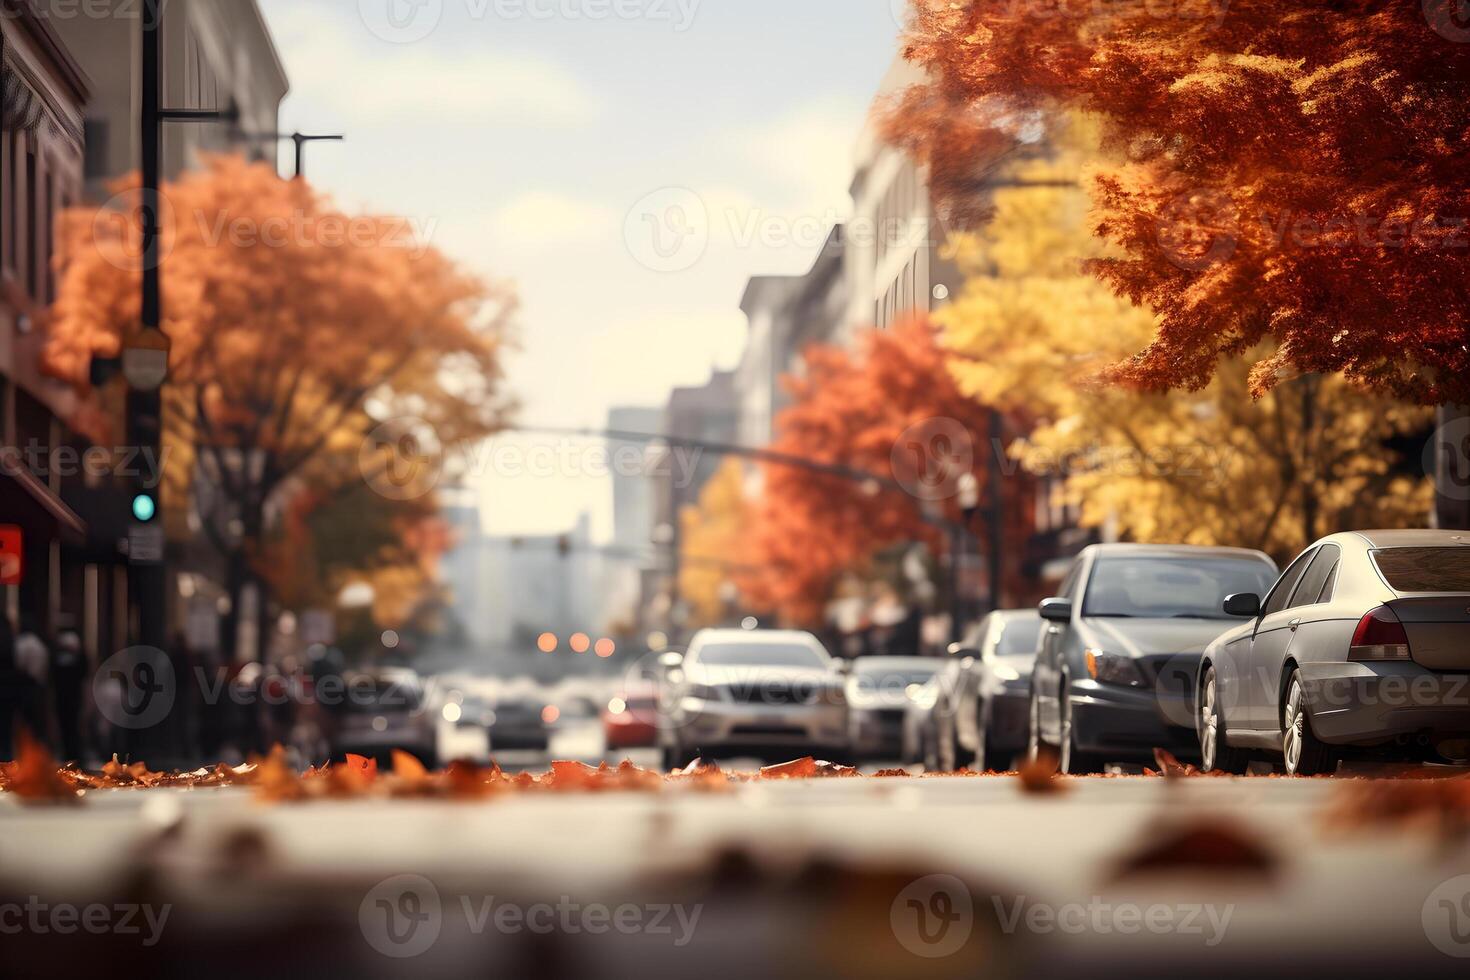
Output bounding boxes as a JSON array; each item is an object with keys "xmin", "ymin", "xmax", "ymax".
[
  {"xmin": 489, "ymin": 192, "xmax": 620, "ymax": 253},
  {"xmin": 264, "ymin": 3, "xmax": 598, "ymax": 127}
]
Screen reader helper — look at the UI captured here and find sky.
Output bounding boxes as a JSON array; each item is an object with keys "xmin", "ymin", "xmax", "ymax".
[{"xmin": 256, "ymin": 0, "xmax": 904, "ymax": 539}]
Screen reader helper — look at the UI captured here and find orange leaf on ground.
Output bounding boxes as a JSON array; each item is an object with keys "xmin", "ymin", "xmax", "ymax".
[
  {"xmin": 760, "ymin": 757, "xmax": 818, "ymax": 779},
  {"xmin": 344, "ymin": 754, "xmax": 379, "ymax": 780},
  {"xmin": 393, "ymin": 751, "xmax": 429, "ymax": 783},
  {"xmin": 1109, "ymin": 820, "xmax": 1279, "ymax": 882},
  {"xmin": 8, "ymin": 732, "xmax": 81, "ymax": 805},
  {"xmin": 1016, "ymin": 750, "xmax": 1068, "ymax": 795}
]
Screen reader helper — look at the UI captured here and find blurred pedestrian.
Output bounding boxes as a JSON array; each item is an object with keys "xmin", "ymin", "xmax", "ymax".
[
  {"xmin": 0, "ymin": 616, "xmax": 44, "ymax": 759},
  {"xmin": 50, "ymin": 628, "xmax": 86, "ymax": 763}
]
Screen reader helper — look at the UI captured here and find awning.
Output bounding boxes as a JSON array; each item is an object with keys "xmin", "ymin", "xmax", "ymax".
[{"xmin": 0, "ymin": 464, "xmax": 87, "ymax": 541}]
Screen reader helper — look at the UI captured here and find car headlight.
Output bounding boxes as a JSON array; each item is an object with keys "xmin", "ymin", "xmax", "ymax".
[
  {"xmin": 991, "ymin": 663, "xmax": 1022, "ymax": 683},
  {"xmin": 1085, "ymin": 648, "xmax": 1146, "ymax": 688},
  {"xmin": 906, "ymin": 683, "xmax": 938, "ymax": 710}
]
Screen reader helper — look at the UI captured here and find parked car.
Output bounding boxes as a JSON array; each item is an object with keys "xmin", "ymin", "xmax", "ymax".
[
  {"xmin": 603, "ymin": 682, "xmax": 659, "ymax": 751},
  {"xmin": 937, "ymin": 610, "xmax": 1044, "ymax": 772},
  {"xmin": 1029, "ymin": 544, "xmax": 1279, "ymax": 773},
  {"xmin": 330, "ymin": 668, "xmax": 438, "ymax": 768},
  {"xmin": 487, "ymin": 685, "xmax": 555, "ymax": 752},
  {"xmin": 1199, "ymin": 529, "xmax": 1470, "ymax": 775},
  {"xmin": 657, "ymin": 629, "xmax": 848, "ymax": 768},
  {"xmin": 845, "ymin": 657, "xmax": 942, "ymax": 763}
]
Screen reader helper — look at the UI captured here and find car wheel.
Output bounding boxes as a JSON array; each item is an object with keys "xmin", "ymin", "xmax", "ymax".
[
  {"xmin": 971, "ymin": 721, "xmax": 988, "ymax": 774},
  {"xmin": 1282, "ymin": 670, "xmax": 1338, "ymax": 776},
  {"xmin": 1059, "ymin": 690, "xmax": 1102, "ymax": 775},
  {"xmin": 1198, "ymin": 666, "xmax": 1250, "ymax": 775}
]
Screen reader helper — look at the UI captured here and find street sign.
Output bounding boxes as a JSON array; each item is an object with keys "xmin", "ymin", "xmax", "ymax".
[
  {"xmin": 128, "ymin": 524, "xmax": 165, "ymax": 564},
  {"xmin": 122, "ymin": 328, "xmax": 171, "ymax": 391},
  {"xmin": 0, "ymin": 526, "xmax": 22, "ymax": 585}
]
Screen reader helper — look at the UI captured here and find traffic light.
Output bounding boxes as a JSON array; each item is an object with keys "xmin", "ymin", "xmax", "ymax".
[{"xmin": 131, "ymin": 492, "xmax": 158, "ymax": 523}]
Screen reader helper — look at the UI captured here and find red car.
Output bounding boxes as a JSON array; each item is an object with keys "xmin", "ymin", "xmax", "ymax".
[{"xmin": 602, "ymin": 685, "xmax": 659, "ymax": 750}]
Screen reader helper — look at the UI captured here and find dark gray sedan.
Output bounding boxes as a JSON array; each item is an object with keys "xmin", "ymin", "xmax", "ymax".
[
  {"xmin": 1030, "ymin": 544, "xmax": 1279, "ymax": 774},
  {"xmin": 1199, "ymin": 529, "xmax": 1470, "ymax": 775}
]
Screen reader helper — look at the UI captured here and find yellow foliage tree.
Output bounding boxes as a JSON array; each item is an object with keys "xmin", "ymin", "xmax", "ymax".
[
  {"xmin": 936, "ymin": 115, "xmax": 1432, "ymax": 563},
  {"xmin": 679, "ymin": 458, "xmax": 749, "ymax": 627}
]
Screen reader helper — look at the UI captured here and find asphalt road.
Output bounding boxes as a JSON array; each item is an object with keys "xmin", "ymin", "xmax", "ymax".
[{"xmin": 2, "ymin": 768, "xmax": 1468, "ymax": 979}]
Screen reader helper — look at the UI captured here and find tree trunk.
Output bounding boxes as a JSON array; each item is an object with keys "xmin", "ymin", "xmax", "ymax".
[{"xmin": 1433, "ymin": 404, "xmax": 1470, "ymax": 530}]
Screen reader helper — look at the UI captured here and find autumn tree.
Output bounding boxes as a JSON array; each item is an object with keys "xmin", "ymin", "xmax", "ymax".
[
  {"xmin": 741, "ymin": 319, "xmax": 1031, "ymax": 626},
  {"xmin": 678, "ymin": 457, "xmax": 750, "ymax": 626},
  {"xmin": 935, "ymin": 114, "xmax": 1433, "ymax": 562},
  {"xmin": 48, "ymin": 156, "xmax": 515, "ymax": 657},
  {"xmin": 887, "ymin": 1, "xmax": 1470, "ymax": 405}
]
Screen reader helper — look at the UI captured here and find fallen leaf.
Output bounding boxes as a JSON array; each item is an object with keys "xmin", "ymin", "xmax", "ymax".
[
  {"xmin": 7, "ymin": 731, "xmax": 81, "ymax": 805},
  {"xmin": 1016, "ymin": 750, "xmax": 1068, "ymax": 795},
  {"xmin": 1108, "ymin": 819, "xmax": 1279, "ymax": 881},
  {"xmin": 760, "ymin": 757, "xmax": 818, "ymax": 779}
]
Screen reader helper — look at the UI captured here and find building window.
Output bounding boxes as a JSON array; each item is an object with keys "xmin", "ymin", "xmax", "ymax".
[
  {"xmin": 26, "ymin": 143, "xmax": 38, "ymax": 301},
  {"xmin": 4, "ymin": 130, "xmax": 20, "ymax": 277},
  {"xmin": 83, "ymin": 120, "xmax": 110, "ymax": 180}
]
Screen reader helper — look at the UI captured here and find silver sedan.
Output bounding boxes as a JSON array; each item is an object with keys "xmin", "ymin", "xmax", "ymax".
[{"xmin": 1199, "ymin": 529, "xmax": 1470, "ymax": 775}]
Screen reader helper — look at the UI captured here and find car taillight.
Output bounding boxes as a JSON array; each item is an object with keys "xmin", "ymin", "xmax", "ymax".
[{"xmin": 1349, "ymin": 606, "xmax": 1411, "ymax": 661}]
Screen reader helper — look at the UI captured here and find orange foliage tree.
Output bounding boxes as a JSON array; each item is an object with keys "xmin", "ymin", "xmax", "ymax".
[
  {"xmin": 741, "ymin": 318, "xmax": 1031, "ymax": 626},
  {"xmin": 47, "ymin": 156, "xmax": 515, "ymax": 655},
  {"xmin": 886, "ymin": 1, "xmax": 1470, "ymax": 404}
]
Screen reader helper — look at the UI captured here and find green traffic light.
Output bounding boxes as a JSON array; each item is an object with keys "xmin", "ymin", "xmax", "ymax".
[{"xmin": 132, "ymin": 494, "xmax": 157, "ymax": 523}]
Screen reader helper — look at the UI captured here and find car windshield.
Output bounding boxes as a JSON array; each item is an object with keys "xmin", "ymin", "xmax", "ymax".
[
  {"xmin": 851, "ymin": 661, "xmax": 940, "ymax": 688},
  {"xmin": 996, "ymin": 616, "xmax": 1043, "ymax": 657},
  {"xmin": 1372, "ymin": 548, "xmax": 1470, "ymax": 593},
  {"xmin": 697, "ymin": 642, "xmax": 827, "ymax": 669},
  {"xmin": 342, "ymin": 678, "xmax": 422, "ymax": 713},
  {"xmin": 1084, "ymin": 557, "xmax": 1277, "ymax": 619}
]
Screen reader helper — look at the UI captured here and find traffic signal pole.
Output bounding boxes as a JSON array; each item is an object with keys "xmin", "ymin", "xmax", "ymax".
[{"xmin": 132, "ymin": 0, "xmax": 166, "ymax": 660}]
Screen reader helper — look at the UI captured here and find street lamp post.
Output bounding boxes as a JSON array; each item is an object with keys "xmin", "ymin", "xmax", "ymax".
[{"xmin": 235, "ymin": 130, "xmax": 345, "ymax": 179}]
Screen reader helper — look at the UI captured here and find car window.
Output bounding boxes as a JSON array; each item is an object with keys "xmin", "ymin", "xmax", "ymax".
[
  {"xmin": 1288, "ymin": 544, "xmax": 1340, "ymax": 608},
  {"xmin": 697, "ymin": 642, "xmax": 827, "ymax": 668},
  {"xmin": 1262, "ymin": 548, "xmax": 1316, "ymax": 617},
  {"xmin": 1082, "ymin": 556, "xmax": 1278, "ymax": 620},
  {"xmin": 1057, "ymin": 562, "xmax": 1082, "ymax": 600},
  {"xmin": 995, "ymin": 615, "xmax": 1043, "ymax": 657},
  {"xmin": 1317, "ymin": 560, "xmax": 1340, "ymax": 602},
  {"xmin": 1371, "ymin": 548, "xmax": 1470, "ymax": 593}
]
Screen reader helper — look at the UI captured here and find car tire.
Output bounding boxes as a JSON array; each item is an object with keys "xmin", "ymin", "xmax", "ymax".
[
  {"xmin": 970, "ymin": 722, "xmax": 988, "ymax": 773},
  {"xmin": 1198, "ymin": 665, "xmax": 1250, "ymax": 775},
  {"xmin": 1059, "ymin": 689, "xmax": 1103, "ymax": 775},
  {"xmin": 1282, "ymin": 670, "xmax": 1338, "ymax": 776}
]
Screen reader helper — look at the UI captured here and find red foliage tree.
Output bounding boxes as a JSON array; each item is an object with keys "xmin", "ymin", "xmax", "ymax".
[
  {"xmin": 886, "ymin": 1, "xmax": 1470, "ymax": 403},
  {"xmin": 741, "ymin": 318, "xmax": 1032, "ymax": 626}
]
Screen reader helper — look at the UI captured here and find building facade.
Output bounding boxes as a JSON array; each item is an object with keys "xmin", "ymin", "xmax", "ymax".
[{"xmin": 1, "ymin": 0, "xmax": 109, "ymax": 654}]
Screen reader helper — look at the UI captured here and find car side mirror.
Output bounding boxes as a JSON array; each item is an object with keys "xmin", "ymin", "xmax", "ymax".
[
  {"xmin": 657, "ymin": 651, "xmax": 684, "ymax": 671},
  {"xmin": 1223, "ymin": 593, "xmax": 1262, "ymax": 618},
  {"xmin": 1038, "ymin": 598, "xmax": 1073, "ymax": 624}
]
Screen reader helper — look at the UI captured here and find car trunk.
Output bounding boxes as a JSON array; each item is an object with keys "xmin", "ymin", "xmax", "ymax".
[{"xmin": 1387, "ymin": 597, "xmax": 1470, "ymax": 671}]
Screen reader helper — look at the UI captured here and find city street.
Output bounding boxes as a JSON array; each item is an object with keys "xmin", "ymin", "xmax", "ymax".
[
  {"xmin": 5, "ymin": 0, "xmax": 1470, "ymax": 976},
  {"xmin": 3, "ymin": 771, "xmax": 1468, "ymax": 976}
]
